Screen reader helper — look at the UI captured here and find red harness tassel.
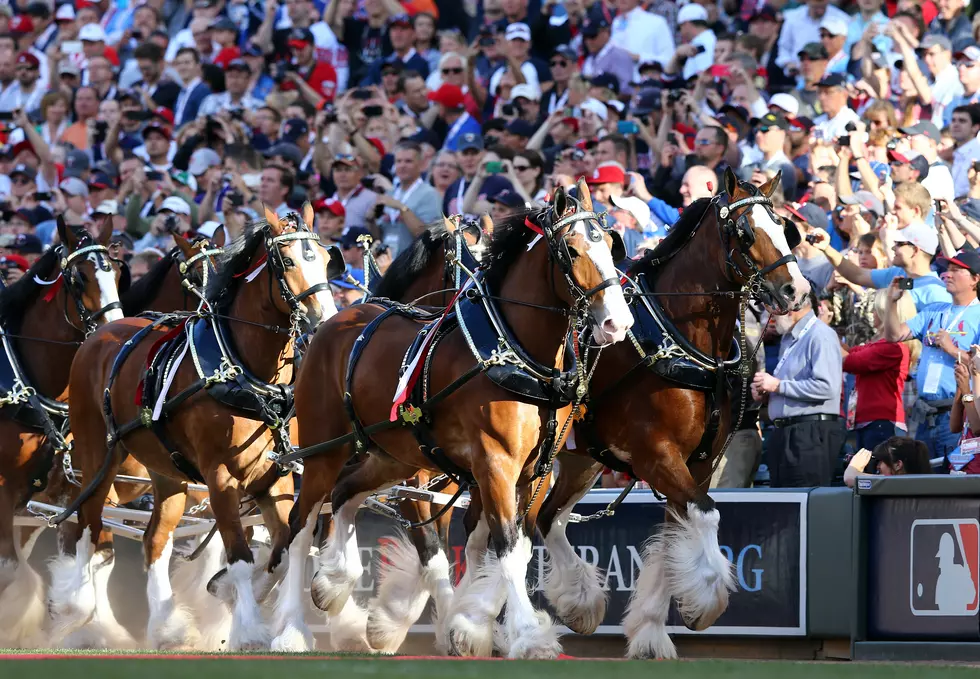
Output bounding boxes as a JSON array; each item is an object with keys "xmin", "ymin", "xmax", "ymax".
[
  {"xmin": 233, "ymin": 253, "xmax": 268, "ymax": 279},
  {"xmin": 42, "ymin": 275, "xmax": 63, "ymax": 303}
]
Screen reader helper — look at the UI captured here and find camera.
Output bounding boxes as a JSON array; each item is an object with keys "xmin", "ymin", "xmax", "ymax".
[
  {"xmin": 373, "ymin": 203, "xmax": 385, "ymax": 220},
  {"xmin": 667, "ymin": 90, "xmax": 684, "ymax": 105},
  {"xmin": 225, "ymin": 190, "xmax": 244, "ymax": 208},
  {"xmin": 124, "ymin": 110, "xmax": 153, "ymax": 122},
  {"xmin": 838, "ymin": 135, "xmax": 850, "ymax": 146},
  {"xmin": 272, "ymin": 60, "xmax": 296, "ymax": 84},
  {"xmin": 898, "ymin": 277, "xmax": 914, "ymax": 290},
  {"xmin": 163, "ymin": 215, "xmax": 179, "ymax": 233},
  {"xmin": 33, "ymin": 191, "xmax": 52, "ymax": 201},
  {"xmin": 321, "ymin": 103, "xmax": 338, "ymax": 125},
  {"xmin": 229, "ymin": 108, "xmax": 245, "ymax": 121},
  {"xmin": 805, "ymin": 234, "xmax": 819, "ymax": 245}
]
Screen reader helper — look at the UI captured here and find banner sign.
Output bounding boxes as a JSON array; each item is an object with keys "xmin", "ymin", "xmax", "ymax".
[
  {"xmin": 326, "ymin": 489, "xmax": 808, "ymax": 637},
  {"xmin": 866, "ymin": 497, "xmax": 980, "ymax": 640}
]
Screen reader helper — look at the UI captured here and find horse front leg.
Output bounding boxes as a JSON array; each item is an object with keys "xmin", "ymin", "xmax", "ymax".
[
  {"xmin": 0, "ymin": 480, "xmax": 45, "ymax": 648},
  {"xmin": 537, "ymin": 453, "xmax": 607, "ymax": 635}
]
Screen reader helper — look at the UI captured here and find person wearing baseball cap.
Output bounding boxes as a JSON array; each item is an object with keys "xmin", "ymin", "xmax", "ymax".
[
  {"xmin": 488, "ymin": 187, "xmax": 525, "ymax": 222},
  {"xmin": 946, "ymin": 45, "xmax": 980, "ymax": 127},
  {"xmin": 140, "ymin": 123, "xmax": 174, "ymax": 171},
  {"xmin": 442, "ymin": 133, "xmax": 486, "ymax": 217},
  {"xmin": 277, "ymin": 27, "xmax": 339, "ymax": 106},
  {"xmin": 363, "ymin": 15, "xmax": 430, "ymax": 85},
  {"xmin": 813, "ymin": 72, "xmax": 859, "ymax": 140},
  {"xmin": 585, "ymin": 161, "xmax": 627, "ymax": 206},
  {"xmin": 817, "ymin": 15, "xmax": 848, "ymax": 75},
  {"xmin": 489, "ymin": 23, "xmax": 542, "ymax": 101},
  {"xmin": 885, "ymin": 246, "xmax": 980, "ymax": 461},
  {"xmin": 313, "ymin": 197, "xmax": 346, "ymax": 240},
  {"xmin": 899, "ymin": 120, "xmax": 955, "ymax": 201},
  {"xmin": 580, "ymin": 18, "xmax": 633, "ymax": 95},
  {"xmin": 9, "ymin": 51, "xmax": 43, "ymax": 113},
  {"xmin": 135, "ymin": 196, "xmax": 194, "ymax": 253},
  {"xmin": 668, "ymin": 3, "xmax": 715, "ymax": 79},
  {"xmin": 791, "ymin": 42, "xmax": 829, "ymax": 119},
  {"xmin": 198, "ymin": 59, "xmax": 262, "ymax": 117},
  {"xmin": 743, "ymin": 111, "xmax": 799, "ymax": 200},
  {"xmin": 427, "ymin": 83, "xmax": 481, "ymax": 152},
  {"xmin": 811, "ymin": 219, "xmax": 951, "ymax": 312}
]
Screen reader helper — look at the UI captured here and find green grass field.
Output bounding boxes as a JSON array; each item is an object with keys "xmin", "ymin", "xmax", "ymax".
[{"xmin": 0, "ymin": 656, "xmax": 978, "ymax": 679}]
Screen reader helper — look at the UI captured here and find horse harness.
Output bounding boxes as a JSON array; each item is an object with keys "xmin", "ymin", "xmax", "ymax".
[
  {"xmin": 277, "ymin": 201, "xmax": 619, "ymax": 527},
  {"xmin": 0, "ymin": 239, "xmax": 125, "ymax": 493},
  {"xmin": 99, "ymin": 222, "xmax": 328, "ymax": 485},
  {"xmin": 577, "ymin": 187, "xmax": 796, "ymax": 493}
]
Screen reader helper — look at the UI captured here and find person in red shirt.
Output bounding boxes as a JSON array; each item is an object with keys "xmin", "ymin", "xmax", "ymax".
[
  {"xmin": 843, "ymin": 289, "xmax": 919, "ymax": 453},
  {"xmin": 276, "ymin": 27, "xmax": 338, "ymax": 107}
]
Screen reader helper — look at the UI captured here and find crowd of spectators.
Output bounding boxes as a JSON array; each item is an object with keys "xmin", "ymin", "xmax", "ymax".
[{"xmin": 2, "ymin": 0, "xmax": 980, "ymax": 487}]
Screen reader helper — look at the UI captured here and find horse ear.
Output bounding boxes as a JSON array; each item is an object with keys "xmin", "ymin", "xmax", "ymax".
[
  {"xmin": 724, "ymin": 166, "xmax": 739, "ymax": 197},
  {"xmin": 96, "ymin": 215, "xmax": 113, "ymax": 246},
  {"xmin": 56, "ymin": 215, "xmax": 74, "ymax": 248},
  {"xmin": 172, "ymin": 232, "xmax": 194, "ymax": 259},
  {"xmin": 577, "ymin": 177, "xmax": 593, "ymax": 211},
  {"xmin": 324, "ymin": 244, "xmax": 346, "ymax": 279},
  {"xmin": 443, "ymin": 214, "xmax": 458, "ymax": 233},
  {"xmin": 760, "ymin": 170, "xmax": 781, "ymax": 199},
  {"xmin": 263, "ymin": 204, "xmax": 281, "ymax": 232},
  {"xmin": 211, "ymin": 225, "xmax": 227, "ymax": 248},
  {"xmin": 552, "ymin": 186, "xmax": 567, "ymax": 218},
  {"xmin": 302, "ymin": 201, "xmax": 314, "ymax": 231},
  {"xmin": 480, "ymin": 213, "xmax": 493, "ymax": 235}
]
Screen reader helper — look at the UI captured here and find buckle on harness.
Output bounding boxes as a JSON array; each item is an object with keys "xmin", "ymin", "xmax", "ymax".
[{"xmin": 140, "ymin": 406, "xmax": 152, "ymax": 428}]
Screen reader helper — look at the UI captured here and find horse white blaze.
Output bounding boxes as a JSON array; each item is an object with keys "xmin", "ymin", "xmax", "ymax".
[
  {"xmin": 297, "ymin": 243, "xmax": 338, "ymax": 322},
  {"xmin": 91, "ymin": 253, "xmax": 124, "ymax": 323},
  {"xmin": 750, "ymin": 205, "xmax": 811, "ymax": 309},
  {"xmin": 573, "ymin": 222, "xmax": 633, "ymax": 345}
]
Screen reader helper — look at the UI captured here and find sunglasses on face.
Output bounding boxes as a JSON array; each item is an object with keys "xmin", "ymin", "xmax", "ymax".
[
  {"xmin": 512, "ymin": 163, "xmax": 531, "ymax": 171},
  {"xmin": 695, "ymin": 139, "xmax": 713, "ymax": 146},
  {"xmin": 441, "ymin": 67, "xmax": 463, "ymax": 74},
  {"xmin": 550, "ymin": 59, "xmax": 568, "ymax": 67},
  {"xmin": 756, "ymin": 126, "xmax": 775, "ymax": 134},
  {"xmin": 12, "ymin": 177, "xmax": 31, "ymax": 185}
]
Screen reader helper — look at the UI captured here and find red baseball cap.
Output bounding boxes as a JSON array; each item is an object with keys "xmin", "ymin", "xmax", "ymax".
[
  {"xmin": 0, "ymin": 254, "xmax": 29, "ymax": 271},
  {"xmin": 427, "ymin": 83, "xmax": 465, "ymax": 110},
  {"xmin": 153, "ymin": 107, "xmax": 175, "ymax": 126},
  {"xmin": 784, "ymin": 203, "xmax": 807, "ymax": 223},
  {"xmin": 8, "ymin": 15, "xmax": 33, "ymax": 34},
  {"xmin": 559, "ymin": 117, "xmax": 579, "ymax": 132},
  {"xmin": 887, "ymin": 149, "xmax": 910, "ymax": 164},
  {"xmin": 314, "ymin": 198, "xmax": 346, "ymax": 218},
  {"xmin": 586, "ymin": 162, "xmax": 627, "ymax": 186},
  {"xmin": 213, "ymin": 46, "xmax": 242, "ymax": 69},
  {"xmin": 16, "ymin": 52, "xmax": 39, "ymax": 68}
]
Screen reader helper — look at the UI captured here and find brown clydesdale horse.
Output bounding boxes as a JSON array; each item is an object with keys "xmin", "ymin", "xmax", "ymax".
[
  {"xmin": 494, "ymin": 170, "xmax": 811, "ymax": 658},
  {"xmin": 49, "ymin": 207, "xmax": 342, "ymax": 650},
  {"xmin": 271, "ymin": 181, "xmax": 633, "ymax": 658},
  {"xmin": 0, "ymin": 218, "xmax": 125, "ymax": 648}
]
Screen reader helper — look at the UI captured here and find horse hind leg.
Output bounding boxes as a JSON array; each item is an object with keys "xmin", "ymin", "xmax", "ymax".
[
  {"xmin": 366, "ymin": 495, "xmax": 454, "ymax": 654},
  {"xmin": 144, "ymin": 474, "xmax": 200, "ymax": 650},
  {"xmin": 538, "ymin": 456, "xmax": 608, "ymax": 635}
]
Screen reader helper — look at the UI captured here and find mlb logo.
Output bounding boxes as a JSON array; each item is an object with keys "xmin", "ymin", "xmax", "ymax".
[{"xmin": 909, "ymin": 519, "xmax": 980, "ymax": 617}]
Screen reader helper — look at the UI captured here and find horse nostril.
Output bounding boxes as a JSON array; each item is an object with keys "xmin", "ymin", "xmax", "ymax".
[
  {"xmin": 602, "ymin": 318, "xmax": 620, "ymax": 336},
  {"xmin": 780, "ymin": 283, "xmax": 796, "ymax": 300}
]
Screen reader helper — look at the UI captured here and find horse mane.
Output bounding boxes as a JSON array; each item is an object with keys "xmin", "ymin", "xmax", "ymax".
[
  {"xmin": 482, "ymin": 207, "xmax": 543, "ymax": 292},
  {"xmin": 205, "ymin": 219, "xmax": 267, "ymax": 313},
  {"xmin": 627, "ymin": 197, "xmax": 713, "ymax": 277},
  {"xmin": 0, "ymin": 248, "xmax": 61, "ymax": 333},
  {"xmin": 121, "ymin": 249, "xmax": 176, "ymax": 316},
  {"xmin": 373, "ymin": 220, "xmax": 452, "ymax": 300}
]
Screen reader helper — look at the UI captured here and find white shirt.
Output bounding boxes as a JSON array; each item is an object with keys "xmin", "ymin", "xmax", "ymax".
[
  {"xmin": 931, "ymin": 63, "xmax": 965, "ymax": 128},
  {"xmin": 198, "ymin": 91, "xmax": 264, "ymax": 116},
  {"xmin": 776, "ymin": 5, "xmax": 851, "ymax": 69},
  {"xmin": 682, "ymin": 29, "xmax": 717, "ymax": 80},
  {"xmin": 953, "ymin": 137, "xmax": 980, "ymax": 198},
  {"xmin": 813, "ymin": 107, "xmax": 860, "ymax": 142},
  {"xmin": 581, "ymin": 42, "xmax": 615, "ymax": 78},
  {"xmin": 610, "ymin": 7, "xmax": 675, "ymax": 74},
  {"xmin": 0, "ymin": 81, "xmax": 45, "ymax": 114},
  {"xmin": 489, "ymin": 61, "xmax": 540, "ymax": 98},
  {"xmin": 922, "ymin": 161, "xmax": 955, "ymax": 201}
]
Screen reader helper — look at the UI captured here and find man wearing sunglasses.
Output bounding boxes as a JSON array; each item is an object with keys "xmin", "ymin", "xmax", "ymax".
[
  {"xmin": 543, "ymin": 45, "xmax": 578, "ymax": 115},
  {"xmin": 741, "ymin": 110, "xmax": 799, "ymax": 200}
]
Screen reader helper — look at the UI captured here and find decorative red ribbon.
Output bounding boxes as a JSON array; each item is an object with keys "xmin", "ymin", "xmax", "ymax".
[
  {"xmin": 42, "ymin": 274, "xmax": 63, "ymax": 303},
  {"xmin": 233, "ymin": 252, "xmax": 268, "ymax": 279},
  {"xmin": 524, "ymin": 217, "xmax": 544, "ymax": 235}
]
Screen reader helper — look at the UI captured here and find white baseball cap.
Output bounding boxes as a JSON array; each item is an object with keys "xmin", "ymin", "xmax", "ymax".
[
  {"xmin": 677, "ymin": 3, "xmax": 709, "ymax": 24},
  {"xmin": 79, "ymin": 23, "xmax": 107, "ymax": 43},
  {"xmin": 93, "ymin": 200, "xmax": 119, "ymax": 216},
  {"xmin": 893, "ymin": 222, "xmax": 939, "ymax": 255},
  {"xmin": 768, "ymin": 93, "xmax": 800, "ymax": 117},
  {"xmin": 819, "ymin": 14, "xmax": 848, "ymax": 37},
  {"xmin": 505, "ymin": 22, "xmax": 531, "ymax": 41},
  {"xmin": 160, "ymin": 196, "xmax": 192, "ymax": 216},
  {"xmin": 55, "ymin": 4, "xmax": 75, "ymax": 21},
  {"xmin": 510, "ymin": 83, "xmax": 540, "ymax": 102},
  {"xmin": 197, "ymin": 221, "xmax": 222, "ymax": 238},
  {"xmin": 610, "ymin": 195, "xmax": 651, "ymax": 231},
  {"xmin": 580, "ymin": 98, "xmax": 608, "ymax": 122}
]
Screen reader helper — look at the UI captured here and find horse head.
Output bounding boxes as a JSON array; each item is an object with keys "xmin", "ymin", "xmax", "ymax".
[
  {"xmin": 719, "ymin": 168, "xmax": 810, "ymax": 314},
  {"xmin": 174, "ymin": 232, "xmax": 223, "ymax": 294},
  {"xmin": 56, "ymin": 215, "xmax": 124, "ymax": 333},
  {"xmin": 261, "ymin": 204, "xmax": 344, "ymax": 332},
  {"xmin": 537, "ymin": 178, "xmax": 632, "ymax": 345}
]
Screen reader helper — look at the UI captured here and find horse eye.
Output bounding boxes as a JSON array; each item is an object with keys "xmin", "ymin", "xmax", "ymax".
[{"xmin": 282, "ymin": 257, "xmax": 294, "ymax": 268}]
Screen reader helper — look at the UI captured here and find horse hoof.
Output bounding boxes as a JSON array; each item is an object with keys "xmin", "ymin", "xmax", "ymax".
[
  {"xmin": 206, "ymin": 568, "xmax": 231, "ymax": 601},
  {"xmin": 310, "ymin": 571, "xmax": 354, "ymax": 615},
  {"xmin": 446, "ymin": 614, "xmax": 493, "ymax": 657},
  {"xmin": 544, "ymin": 560, "xmax": 607, "ymax": 635},
  {"xmin": 626, "ymin": 625, "xmax": 678, "ymax": 660},
  {"xmin": 270, "ymin": 624, "xmax": 313, "ymax": 653}
]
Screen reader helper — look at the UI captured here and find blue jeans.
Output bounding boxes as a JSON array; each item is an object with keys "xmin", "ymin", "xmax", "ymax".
[
  {"xmin": 854, "ymin": 420, "xmax": 904, "ymax": 454},
  {"xmin": 916, "ymin": 410, "xmax": 961, "ymax": 464}
]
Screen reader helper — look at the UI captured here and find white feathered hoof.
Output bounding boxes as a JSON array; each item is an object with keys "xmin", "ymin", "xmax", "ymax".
[
  {"xmin": 329, "ymin": 597, "xmax": 373, "ymax": 652},
  {"xmin": 446, "ymin": 613, "xmax": 494, "ymax": 657},
  {"xmin": 366, "ymin": 601, "xmax": 410, "ymax": 653},
  {"xmin": 506, "ymin": 616, "xmax": 562, "ymax": 660},
  {"xmin": 270, "ymin": 622, "xmax": 314, "ymax": 653},
  {"xmin": 310, "ymin": 569, "xmax": 355, "ymax": 615},
  {"xmin": 623, "ymin": 541, "xmax": 677, "ymax": 660},
  {"xmin": 148, "ymin": 604, "xmax": 201, "ymax": 651},
  {"xmin": 625, "ymin": 622, "xmax": 678, "ymax": 660},
  {"xmin": 0, "ymin": 560, "xmax": 46, "ymax": 648},
  {"xmin": 228, "ymin": 624, "xmax": 271, "ymax": 652},
  {"xmin": 543, "ymin": 558, "xmax": 607, "ymax": 635}
]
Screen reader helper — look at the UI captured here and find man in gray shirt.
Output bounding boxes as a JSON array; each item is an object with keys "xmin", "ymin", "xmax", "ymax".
[
  {"xmin": 751, "ymin": 289, "xmax": 844, "ymax": 487},
  {"xmin": 372, "ymin": 141, "xmax": 443, "ymax": 256}
]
